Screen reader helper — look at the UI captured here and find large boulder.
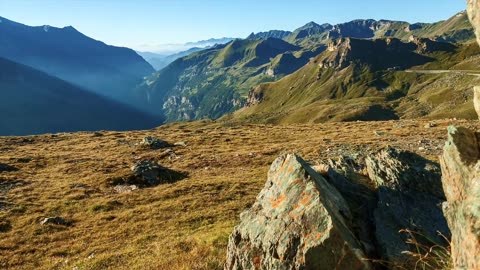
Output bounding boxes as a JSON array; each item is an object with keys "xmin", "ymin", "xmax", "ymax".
[
  {"xmin": 468, "ymin": 0, "xmax": 480, "ymax": 46},
  {"xmin": 439, "ymin": 126, "xmax": 480, "ymax": 269},
  {"xmin": 365, "ymin": 147, "xmax": 449, "ymax": 265},
  {"xmin": 225, "ymin": 154, "xmax": 371, "ymax": 270},
  {"xmin": 468, "ymin": 1, "xmax": 480, "ymax": 119}
]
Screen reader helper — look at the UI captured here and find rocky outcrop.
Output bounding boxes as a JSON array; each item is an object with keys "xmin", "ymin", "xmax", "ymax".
[
  {"xmin": 130, "ymin": 160, "xmax": 172, "ymax": 186},
  {"xmin": 226, "ymin": 147, "xmax": 457, "ymax": 269},
  {"xmin": 318, "ymin": 37, "xmax": 432, "ymax": 71},
  {"xmin": 366, "ymin": 147, "xmax": 449, "ymax": 264},
  {"xmin": 474, "ymin": 86, "xmax": 480, "ymax": 120},
  {"xmin": 439, "ymin": 126, "xmax": 480, "ymax": 269},
  {"xmin": 468, "ymin": 0, "xmax": 480, "ymax": 46},
  {"xmin": 225, "ymin": 154, "xmax": 371, "ymax": 270},
  {"xmin": 138, "ymin": 137, "xmax": 172, "ymax": 150},
  {"xmin": 245, "ymin": 86, "xmax": 264, "ymax": 107},
  {"xmin": 468, "ymin": 1, "xmax": 480, "ymax": 121}
]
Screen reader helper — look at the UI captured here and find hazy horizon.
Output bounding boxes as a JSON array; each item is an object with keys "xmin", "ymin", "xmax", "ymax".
[{"xmin": 0, "ymin": 0, "xmax": 466, "ymax": 53}]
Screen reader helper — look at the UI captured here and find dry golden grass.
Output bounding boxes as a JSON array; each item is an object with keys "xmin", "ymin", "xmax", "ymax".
[{"xmin": 0, "ymin": 119, "xmax": 479, "ymax": 270}]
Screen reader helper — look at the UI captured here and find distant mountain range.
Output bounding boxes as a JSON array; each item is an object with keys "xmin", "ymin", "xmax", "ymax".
[
  {"xmin": 139, "ymin": 47, "xmax": 210, "ymax": 70},
  {"xmin": 230, "ymin": 37, "xmax": 480, "ymax": 123},
  {"xmin": 0, "ymin": 56, "xmax": 160, "ymax": 135},
  {"xmin": 138, "ymin": 38, "xmax": 236, "ymax": 70},
  {"xmin": 136, "ymin": 11, "xmax": 477, "ymax": 122},
  {"xmin": 0, "ymin": 16, "xmax": 154, "ymax": 107},
  {"xmin": 136, "ymin": 38, "xmax": 324, "ymax": 121},
  {"xmin": 0, "ymin": 10, "xmax": 478, "ymax": 135}
]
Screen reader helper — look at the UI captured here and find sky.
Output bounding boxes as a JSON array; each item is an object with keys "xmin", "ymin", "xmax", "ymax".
[{"xmin": 0, "ymin": 0, "xmax": 466, "ymax": 52}]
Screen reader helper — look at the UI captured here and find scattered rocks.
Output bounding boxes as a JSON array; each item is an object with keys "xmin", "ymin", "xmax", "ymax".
[
  {"xmin": 130, "ymin": 160, "xmax": 186, "ymax": 186},
  {"xmin": 424, "ymin": 122, "xmax": 436, "ymax": 128},
  {"xmin": 40, "ymin": 217, "xmax": 71, "ymax": 226},
  {"xmin": 174, "ymin": 141, "xmax": 188, "ymax": 147},
  {"xmin": 225, "ymin": 154, "xmax": 371, "ymax": 270},
  {"xmin": 113, "ymin": 185, "xmax": 139, "ymax": 194},
  {"xmin": 439, "ymin": 126, "xmax": 480, "ymax": 269},
  {"xmin": 138, "ymin": 137, "xmax": 171, "ymax": 149}
]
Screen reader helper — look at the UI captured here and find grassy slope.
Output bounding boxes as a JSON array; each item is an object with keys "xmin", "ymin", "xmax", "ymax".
[
  {"xmin": 0, "ymin": 57, "xmax": 161, "ymax": 136},
  {"xmin": 1, "ymin": 119, "xmax": 479, "ymax": 269},
  {"xmin": 229, "ymin": 40, "xmax": 480, "ymax": 124},
  {"xmin": 137, "ymin": 38, "xmax": 323, "ymax": 122}
]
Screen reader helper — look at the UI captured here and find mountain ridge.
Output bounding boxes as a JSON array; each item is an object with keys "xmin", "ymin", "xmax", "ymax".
[{"xmin": 0, "ymin": 56, "xmax": 161, "ymax": 135}]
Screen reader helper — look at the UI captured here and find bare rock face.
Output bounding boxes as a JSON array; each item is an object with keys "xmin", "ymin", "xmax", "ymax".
[
  {"xmin": 365, "ymin": 147, "xmax": 449, "ymax": 265},
  {"xmin": 468, "ymin": 1, "xmax": 480, "ymax": 119},
  {"xmin": 474, "ymin": 86, "xmax": 480, "ymax": 120},
  {"xmin": 439, "ymin": 126, "xmax": 480, "ymax": 270},
  {"xmin": 245, "ymin": 86, "xmax": 264, "ymax": 107},
  {"xmin": 468, "ymin": 0, "xmax": 480, "ymax": 46},
  {"xmin": 225, "ymin": 154, "xmax": 371, "ymax": 270}
]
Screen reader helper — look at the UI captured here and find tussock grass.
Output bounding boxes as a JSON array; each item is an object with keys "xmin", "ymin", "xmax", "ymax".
[{"xmin": 1, "ymin": 119, "xmax": 479, "ymax": 269}]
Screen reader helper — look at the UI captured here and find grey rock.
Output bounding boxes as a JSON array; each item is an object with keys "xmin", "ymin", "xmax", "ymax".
[
  {"xmin": 174, "ymin": 141, "xmax": 188, "ymax": 147},
  {"xmin": 326, "ymin": 156, "xmax": 378, "ymax": 257},
  {"xmin": 131, "ymin": 160, "xmax": 163, "ymax": 186},
  {"xmin": 138, "ymin": 137, "xmax": 171, "ymax": 149},
  {"xmin": 366, "ymin": 147, "xmax": 444, "ymax": 199},
  {"xmin": 366, "ymin": 147, "xmax": 449, "ymax": 264},
  {"xmin": 225, "ymin": 154, "xmax": 371, "ymax": 270},
  {"xmin": 40, "ymin": 216, "xmax": 71, "ymax": 226},
  {"xmin": 130, "ymin": 160, "xmax": 186, "ymax": 186},
  {"xmin": 439, "ymin": 126, "xmax": 480, "ymax": 269},
  {"xmin": 113, "ymin": 185, "xmax": 139, "ymax": 194}
]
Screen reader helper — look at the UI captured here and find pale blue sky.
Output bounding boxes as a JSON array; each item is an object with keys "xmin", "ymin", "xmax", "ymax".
[{"xmin": 0, "ymin": 0, "xmax": 466, "ymax": 51}]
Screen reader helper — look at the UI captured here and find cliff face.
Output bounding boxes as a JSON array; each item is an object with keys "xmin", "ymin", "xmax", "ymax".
[
  {"xmin": 317, "ymin": 37, "xmax": 434, "ymax": 71},
  {"xmin": 468, "ymin": 0, "xmax": 480, "ymax": 45}
]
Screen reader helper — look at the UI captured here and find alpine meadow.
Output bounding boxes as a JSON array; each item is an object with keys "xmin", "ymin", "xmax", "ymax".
[{"xmin": 1, "ymin": 1, "xmax": 480, "ymax": 269}]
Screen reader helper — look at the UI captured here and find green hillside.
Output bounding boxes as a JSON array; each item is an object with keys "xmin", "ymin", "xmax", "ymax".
[
  {"xmin": 227, "ymin": 38, "xmax": 480, "ymax": 124},
  {"xmin": 136, "ymin": 38, "xmax": 323, "ymax": 121}
]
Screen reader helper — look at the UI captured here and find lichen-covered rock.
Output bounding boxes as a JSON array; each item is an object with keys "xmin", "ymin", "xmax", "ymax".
[
  {"xmin": 366, "ymin": 147, "xmax": 444, "ymax": 199},
  {"xmin": 366, "ymin": 147, "xmax": 449, "ymax": 264},
  {"xmin": 225, "ymin": 154, "xmax": 371, "ymax": 270},
  {"xmin": 439, "ymin": 126, "xmax": 480, "ymax": 270}
]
